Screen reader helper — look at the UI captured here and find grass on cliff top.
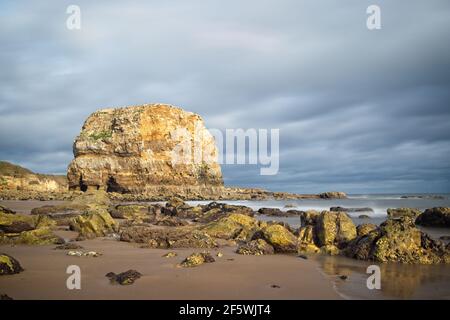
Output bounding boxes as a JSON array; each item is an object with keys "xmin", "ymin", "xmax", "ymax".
[
  {"xmin": 0, "ymin": 161, "xmax": 33, "ymax": 177},
  {"xmin": 0, "ymin": 160, "xmax": 67, "ymax": 184}
]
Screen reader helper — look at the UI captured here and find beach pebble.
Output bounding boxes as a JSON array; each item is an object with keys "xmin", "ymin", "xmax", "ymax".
[{"xmin": 67, "ymin": 250, "xmax": 101, "ymax": 257}]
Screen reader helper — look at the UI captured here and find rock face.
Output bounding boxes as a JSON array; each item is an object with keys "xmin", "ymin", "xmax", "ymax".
[
  {"xmin": 416, "ymin": 207, "xmax": 450, "ymax": 228},
  {"xmin": 67, "ymin": 104, "xmax": 223, "ymax": 196}
]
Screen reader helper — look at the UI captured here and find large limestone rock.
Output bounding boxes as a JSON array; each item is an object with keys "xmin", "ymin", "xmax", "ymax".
[{"xmin": 67, "ymin": 104, "xmax": 223, "ymax": 195}]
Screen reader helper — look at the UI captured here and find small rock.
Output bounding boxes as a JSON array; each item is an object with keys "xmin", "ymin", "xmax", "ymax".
[
  {"xmin": 271, "ymin": 284, "xmax": 281, "ymax": 288},
  {"xmin": 162, "ymin": 252, "xmax": 177, "ymax": 258},
  {"xmin": 298, "ymin": 254, "xmax": 308, "ymax": 260},
  {"xmin": 358, "ymin": 215, "xmax": 371, "ymax": 219},
  {"xmin": 106, "ymin": 270, "xmax": 142, "ymax": 285},
  {"xmin": 439, "ymin": 236, "xmax": 450, "ymax": 241},
  {"xmin": 1, "ymin": 293, "xmax": 13, "ymax": 300},
  {"xmin": 54, "ymin": 243, "xmax": 84, "ymax": 250},
  {"xmin": 216, "ymin": 252, "xmax": 223, "ymax": 258},
  {"xmin": 180, "ymin": 252, "xmax": 215, "ymax": 267},
  {"xmin": 339, "ymin": 275, "xmax": 348, "ymax": 280},
  {"xmin": 67, "ymin": 250, "xmax": 101, "ymax": 257},
  {"xmin": 0, "ymin": 253, "xmax": 23, "ymax": 275}
]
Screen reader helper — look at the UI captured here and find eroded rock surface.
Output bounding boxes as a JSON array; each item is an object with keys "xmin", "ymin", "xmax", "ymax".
[{"xmin": 67, "ymin": 104, "xmax": 223, "ymax": 196}]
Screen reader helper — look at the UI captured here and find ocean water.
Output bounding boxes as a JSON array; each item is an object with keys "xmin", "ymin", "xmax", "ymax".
[{"xmin": 187, "ymin": 193, "xmax": 450, "ymax": 229}]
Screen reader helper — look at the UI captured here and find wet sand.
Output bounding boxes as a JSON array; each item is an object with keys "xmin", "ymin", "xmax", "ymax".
[{"xmin": 0, "ymin": 240, "xmax": 339, "ymax": 300}]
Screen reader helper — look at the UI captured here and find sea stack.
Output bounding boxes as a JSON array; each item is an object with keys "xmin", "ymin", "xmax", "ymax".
[{"xmin": 67, "ymin": 104, "xmax": 223, "ymax": 195}]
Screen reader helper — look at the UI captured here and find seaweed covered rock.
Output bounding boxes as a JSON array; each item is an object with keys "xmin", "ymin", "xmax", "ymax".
[
  {"xmin": 356, "ymin": 223, "xmax": 377, "ymax": 237},
  {"xmin": 319, "ymin": 192, "xmax": 347, "ymax": 199},
  {"xmin": 0, "ymin": 205, "xmax": 15, "ymax": 215},
  {"xmin": 416, "ymin": 207, "xmax": 450, "ymax": 228},
  {"xmin": 109, "ymin": 204, "xmax": 150, "ymax": 222},
  {"xmin": 297, "ymin": 225, "xmax": 320, "ymax": 253},
  {"xmin": 300, "ymin": 210, "xmax": 320, "ymax": 226},
  {"xmin": 120, "ymin": 225, "xmax": 218, "ymax": 248},
  {"xmin": 236, "ymin": 239, "xmax": 274, "ymax": 255},
  {"xmin": 387, "ymin": 208, "xmax": 421, "ymax": 219},
  {"xmin": 346, "ymin": 216, "xmax": 450, "ymax": 264},
  {"xmin": 0, "ymin": 254, "xmax": 23, "ymax": 275},
  {"xmin": 106, "ymin": 270, "xmax": 142, "ymax": 285},
  {"xmin": 201, "ymin": 213, "xmax": 259, "ymax": 241},
  {"xmin": 10, "ymin": 228, "xmax": 63, "ymax": 245},
  {"xmin": 179, "ymin": 252, "xmax": 215, "ymax": 267},
  {"xmin": 258, "ymin": 224, "xmax": 297, "ymax": 253},
  {"xmin": 315, "ymin": 211, "xmax": 357, "ymax": 248},
  {"xmin": 69, "ymin": 208, "xmax": 118, "ymax": 239}
]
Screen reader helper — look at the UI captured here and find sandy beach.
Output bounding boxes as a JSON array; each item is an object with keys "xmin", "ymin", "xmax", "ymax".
[{"xmin": 0, "ymin": 200, "xmax": 339, "ymax": 300}]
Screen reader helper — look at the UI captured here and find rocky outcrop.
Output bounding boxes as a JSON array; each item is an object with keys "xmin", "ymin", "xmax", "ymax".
[
  {"xmin": 416, "ymin": 207, "xmax": 450, "ymax": 228},
  {"xmin": 0, "ymin": 254, "xmax": 24, "ymax": 275},
  {"xmin": 69, "ymin": 208, "xmax": 118, "ymax": 240},
  {"xmin": 201, "ymin": 213, "xmax": 259, "ymax": 241},
  {"xmin": 315, "ymin": 211, "xmax": 357, "ymax": 248},
  {"xmin": 356, "ymin": 223, "xmax": 377, "ymax": 237},
  {"xmin": 0, "ymin": 161, "xmax": 67, "ymax": 193},
  {"xmin": 0, "ymin": 211, "xmax": 62, "ymax": 245},
  {"xmin": 387, "ymin": 208, "xmax": 421, "ymax": 219},
  {"xmin": 330, "ymin": 206, "xmax": 374, "ymax": 213},
  {"xmin": 319, "ymin": 192, "xmax": 347, "ymax": 199},
  {"xmin": 345, "ymin": 217, "xmax": 450, "ymax": 264},
  {"xmin": 236, "ymin": 239, "xmax": 274, "ymax": 255},
  {"xmin": 258, "ymin": 224, "xmax": 298, "ymax": 253},
  {"xmin": 67, "ymin": 104, "xmax": 223, "ymax": 196}
]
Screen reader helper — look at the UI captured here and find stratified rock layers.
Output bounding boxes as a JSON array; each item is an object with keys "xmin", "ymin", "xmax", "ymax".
[{"xmin": 68, "ymin": 104, "xmax": 223, "ymax": 194}]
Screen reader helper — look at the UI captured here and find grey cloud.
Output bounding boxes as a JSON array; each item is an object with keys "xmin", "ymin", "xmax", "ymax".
[{"xmin": 0, "ymin": 0, "xmax": 449, "ymax": 192}]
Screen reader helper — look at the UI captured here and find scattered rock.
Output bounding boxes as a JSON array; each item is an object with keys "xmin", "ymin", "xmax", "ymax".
[
  {"xmin": 236, "ymin": 239, "xmax": 274, "ymax": 255},
  {"xmin": 416, "ymin": 207, "xmax": 450, "ymax": 228},
  {"xmin": 0, "ymin": 253, "xmax": 23, "ymax": 275},
  {"xmin": 339, "ymin": 275, "xmax": 348, "ymax": 280},
  {"xmin": 179, "ymin": 252, "xmax": 215, "ymax": 267},
  {"xmin": 106, "ymin": 270, "xmax": 142, "ymax": 285},
  {"xmin": 270, "ymin": 284, "xmax": 281, "ymax": 288},
  {"xmin": 358, "ymin": 215, "xmax": 371, "ymax": 219},
  {"xmin": 439, "ymin": 236, "xmax": 450, "ymax": 241},
  {"xmin": 257, "ymin": 208, "xmax": 285, "ymax": 216},
  {"xmin": 387, "ymin": 208, "xmax": 421, "ymax": 219},
  {"xmin": 120, "ymin": 225, "xmax": 217, "ymax": 249},
  {"xmin": 298, "ymin": 254, "xmax": 308, "ymax": 260},
  {"xmin": 162, "ymin": 252, "xmax": 177, "ymax": 258},
  {"xmin": 284, "ymin": 203, "xmax": 297, "ymax": 208}
]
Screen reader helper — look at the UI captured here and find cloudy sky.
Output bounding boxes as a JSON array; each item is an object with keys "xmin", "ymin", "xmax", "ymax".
[{"xmin": 1, "ymin": 0, "xmax": 449, "ymax": 194}]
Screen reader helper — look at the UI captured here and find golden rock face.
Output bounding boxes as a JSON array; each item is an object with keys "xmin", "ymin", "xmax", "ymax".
[{"xmin": 67, "ymin": 104, "xmax": 223, "ymax": 193}]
